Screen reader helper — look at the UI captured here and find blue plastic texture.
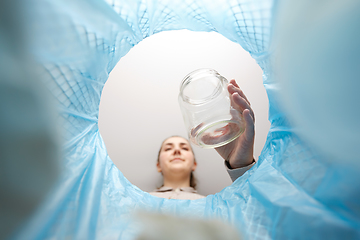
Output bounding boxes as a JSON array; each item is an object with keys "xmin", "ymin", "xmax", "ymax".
[{"xmin": 4, "ymin": 0, "xmax": 360, "ymax": 239}]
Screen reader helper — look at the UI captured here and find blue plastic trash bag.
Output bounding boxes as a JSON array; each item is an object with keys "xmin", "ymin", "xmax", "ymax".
[{"xmin": 1, "ymin": 0, "xmax": 359, "ymax": 239}]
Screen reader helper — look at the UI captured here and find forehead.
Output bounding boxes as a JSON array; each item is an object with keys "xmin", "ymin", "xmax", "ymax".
[{"xmin": 162, "ymin": 137, "xmax": 190, "ymax": 146}]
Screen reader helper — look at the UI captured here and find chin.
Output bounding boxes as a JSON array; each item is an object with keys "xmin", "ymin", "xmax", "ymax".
[{"xmin": 170, "ymin": 166, "xmax": 191, "ymax": 172}]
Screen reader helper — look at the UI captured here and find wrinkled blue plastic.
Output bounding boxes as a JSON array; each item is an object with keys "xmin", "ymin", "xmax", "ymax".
[{"xmin": 5, "ymin": 0, "xmax": 360, "ymax": 239}]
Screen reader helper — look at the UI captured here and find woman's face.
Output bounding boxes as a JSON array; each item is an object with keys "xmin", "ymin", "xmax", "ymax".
[{"xmin": 157, "ymin": 137, "xmax": 197, "ymax": 176}]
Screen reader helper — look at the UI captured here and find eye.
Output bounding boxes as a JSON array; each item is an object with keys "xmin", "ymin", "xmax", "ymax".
[
  {"xmin": 182, "ymin": 147, "xmax": 189, "ymax": 151},
  {"xmin": 164, "ymin": 148, "xmax": 172, "ymax": 151}
]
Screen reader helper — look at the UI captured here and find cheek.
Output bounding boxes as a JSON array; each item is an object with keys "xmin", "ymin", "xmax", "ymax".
[
  {"xmin": 158, "ymin": 152, "xmax": 169, "ymax": 165},
  {"xmin": 185, "ymin": 152, "xmax": 195, "ymax": 163}
]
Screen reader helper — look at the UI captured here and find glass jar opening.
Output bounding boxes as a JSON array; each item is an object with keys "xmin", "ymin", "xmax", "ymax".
[{"xmin": 179, "ymin": 69, "xmax": 223, "ymax": 105}]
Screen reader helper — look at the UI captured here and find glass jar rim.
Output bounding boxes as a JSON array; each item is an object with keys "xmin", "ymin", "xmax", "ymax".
[
  {"xmin": 179, "ymin": 68, "xmax": 224, "ymax": 105},
  {"xmin": 179, "ymin": 68, "xmax": 219, "ymax": 91}
]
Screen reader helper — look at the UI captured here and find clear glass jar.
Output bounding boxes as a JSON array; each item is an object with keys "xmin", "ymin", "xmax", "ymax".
[{"xmin": 178, "ymin": 68, "xmax": 244, "ymax": 148}]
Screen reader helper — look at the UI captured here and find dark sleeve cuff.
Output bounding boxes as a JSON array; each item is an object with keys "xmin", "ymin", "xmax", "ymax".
[{"xmin": 224, "ymin": 159, "xmax": 255, "ymax": 182}]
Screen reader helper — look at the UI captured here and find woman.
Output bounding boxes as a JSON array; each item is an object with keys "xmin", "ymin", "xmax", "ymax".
[
  {"xmin": 149, "ymin": 135, "xmax": 204, "ymax": 199},
  {"xmin": 149, "ymin": 79, "xmax": 256, "ymax": 200}
]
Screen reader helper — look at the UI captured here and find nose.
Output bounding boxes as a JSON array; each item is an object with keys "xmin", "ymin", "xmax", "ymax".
[{"xmin": 172, "ymin": 147, "xmax": 181, "ymax": 155}]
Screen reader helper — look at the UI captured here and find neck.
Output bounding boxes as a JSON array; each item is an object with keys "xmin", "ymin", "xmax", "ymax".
[{"xmin": 163, "ymin": 172, "xmax": 191, "ymax": 189}]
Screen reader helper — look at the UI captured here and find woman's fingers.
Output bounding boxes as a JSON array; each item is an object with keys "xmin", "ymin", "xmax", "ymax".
[
  {"xmin": 232, "ymin": 92, "xmax": 255, "ymax": 121},
  {"xmin": 229, "ymin": 79, "xmax": 239, "ymax": 88},
  {"xmin": 228, "ymin": 79, "xmax": 250, "ymax": 106},
  {"xmin": 242, "ymin": 109, "xmax": 255, "ymax": 141},
  {"xmin": 228, "ymin": 79, "xmax": 255, "ymax": 122}
]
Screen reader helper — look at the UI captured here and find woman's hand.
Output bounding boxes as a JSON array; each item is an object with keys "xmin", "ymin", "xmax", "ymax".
[{"xmin": 215, "ymin": 79, "xmax": 255, "ymax": 169}]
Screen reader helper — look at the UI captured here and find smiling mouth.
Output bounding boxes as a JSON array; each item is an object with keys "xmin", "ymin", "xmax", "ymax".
[{"xmin": 170, "ymin": 158, "xmax": 184, "ymax": 162}]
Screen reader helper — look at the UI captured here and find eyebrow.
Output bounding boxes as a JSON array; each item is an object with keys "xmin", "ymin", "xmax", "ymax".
[{"xmin": 164, "ymin": 142, "xmax": 189, "ymax": 146}]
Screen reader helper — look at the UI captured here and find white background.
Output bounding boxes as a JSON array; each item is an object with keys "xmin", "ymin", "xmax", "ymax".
[{"xmin": 99, "ymin": 30, "xmax": 270, "ymax": 196}]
